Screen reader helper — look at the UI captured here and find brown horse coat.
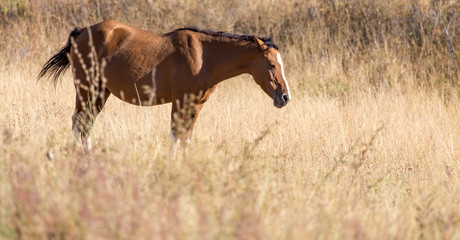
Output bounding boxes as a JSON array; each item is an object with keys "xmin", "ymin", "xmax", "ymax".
[{"xmin": 39, "ymin": 20, "xmax": 291, "ymax": 158}]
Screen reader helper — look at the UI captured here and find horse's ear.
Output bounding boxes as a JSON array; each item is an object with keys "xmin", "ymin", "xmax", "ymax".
[{"xmin": 253, "ymin": 35, "xmax": 268, "ymax": 51}]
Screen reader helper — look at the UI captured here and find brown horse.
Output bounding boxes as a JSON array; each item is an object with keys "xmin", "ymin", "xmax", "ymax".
[{"xmin": 38, "ymin": 20, "xmax": 291, "ymax": 158}]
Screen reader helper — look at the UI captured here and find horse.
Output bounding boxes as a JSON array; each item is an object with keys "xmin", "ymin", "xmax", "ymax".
[{"xmin": 38, "ymin": 20, "xmax": 291, "ymax": 159}]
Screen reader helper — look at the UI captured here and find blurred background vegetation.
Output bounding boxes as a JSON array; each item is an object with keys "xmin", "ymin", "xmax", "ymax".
[{"xmin": 1, "ymin": 0, "xmax": 459, "ymax": 97}]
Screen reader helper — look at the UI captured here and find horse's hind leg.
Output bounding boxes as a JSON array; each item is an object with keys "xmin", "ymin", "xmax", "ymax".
[{"xmin": 72, "ymin": 84, "xmax": 111, "ymax": 150}]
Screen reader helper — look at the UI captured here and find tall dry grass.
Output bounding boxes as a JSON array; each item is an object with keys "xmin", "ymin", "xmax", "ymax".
[{"xmin": 1, "ymin": 0, "xmax": 459, "ymax": 239}]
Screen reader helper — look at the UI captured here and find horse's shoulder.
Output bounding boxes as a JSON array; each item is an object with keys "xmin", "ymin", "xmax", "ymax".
[
  {"xmin": 169, "ymin": 29, "xmax": 200, "ymax": 44},
  {"xmin": 167, "ymin": 30, "xmax": 204, "ymax": 73}
]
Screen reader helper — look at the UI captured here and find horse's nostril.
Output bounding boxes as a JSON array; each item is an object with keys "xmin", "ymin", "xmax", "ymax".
[{"xmin": 282, "ymin": 94, "xmax": 289, "ymax": 102}]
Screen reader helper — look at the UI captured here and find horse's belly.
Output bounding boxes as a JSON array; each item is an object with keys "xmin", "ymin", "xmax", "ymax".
[{"xmin": 104, "ymin": 66, "xmax": 172, "ymax": 106}]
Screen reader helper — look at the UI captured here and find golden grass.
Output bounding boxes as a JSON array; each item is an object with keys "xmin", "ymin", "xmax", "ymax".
[
  {"xmin": 1, "ymin": 62, "xmax": 459, "ymax": 239},
  {"xmin": 1, "ymin": 0, "xmax": 460, "ymax": 239}
]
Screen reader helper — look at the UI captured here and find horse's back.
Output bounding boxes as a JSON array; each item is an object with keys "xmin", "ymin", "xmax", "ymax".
[
  {"xmin": 70, "ymin": 20, "xmax": 177, "ymax": 105},
  {"xmin": 70, "ymin": 20, "xmax": 136, "ymax": 61},
  {"xmin": 69, "ymin": 20, "xmax": 212, "ymax": 106}
]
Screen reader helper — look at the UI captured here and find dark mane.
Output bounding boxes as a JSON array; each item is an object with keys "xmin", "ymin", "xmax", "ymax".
[{"xmin": 174, "ymin": 27, "xmax": 279, "ymax": 50}]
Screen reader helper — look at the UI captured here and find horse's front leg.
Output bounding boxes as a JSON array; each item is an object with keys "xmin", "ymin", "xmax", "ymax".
[{"xmin": 169, "ymin": 100, "xmax": 204, "ymax": 160}]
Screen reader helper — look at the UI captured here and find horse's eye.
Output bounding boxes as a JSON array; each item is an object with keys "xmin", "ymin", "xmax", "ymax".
[{"xmin": 269, "ymin": 63, "xmax": 276, "ymax": 69}]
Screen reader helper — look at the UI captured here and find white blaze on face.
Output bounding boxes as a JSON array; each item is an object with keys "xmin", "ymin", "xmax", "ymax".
[{"xmin": 276, "ymin": 53, "xmax": 291, "ymax": 100}]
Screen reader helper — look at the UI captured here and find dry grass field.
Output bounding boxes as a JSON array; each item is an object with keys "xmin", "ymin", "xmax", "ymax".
[{"xmin": 1, "ymin": 0, "xmax": 460, "ymax": 239}]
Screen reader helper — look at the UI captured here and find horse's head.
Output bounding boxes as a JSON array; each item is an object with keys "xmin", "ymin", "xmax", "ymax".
[{"xmin": 250, "ymin": 36, "xmax": 291, "ymax": 108}]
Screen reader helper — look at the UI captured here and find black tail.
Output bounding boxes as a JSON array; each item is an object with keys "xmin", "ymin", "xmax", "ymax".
[{"xmin": 38, "ymin": 28, "xmax": 82, "ymax": 84}]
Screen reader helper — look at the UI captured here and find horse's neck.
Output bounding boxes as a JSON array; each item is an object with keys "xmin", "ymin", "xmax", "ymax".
[{"xmin": 204, "ymin": 40, "xmax": 258, "ymax": 86}]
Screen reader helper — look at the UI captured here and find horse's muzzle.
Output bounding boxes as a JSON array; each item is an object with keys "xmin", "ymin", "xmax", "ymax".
[{"xmin": 274, "ymin": 94, "xmax": 290, "ymax": 108}]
